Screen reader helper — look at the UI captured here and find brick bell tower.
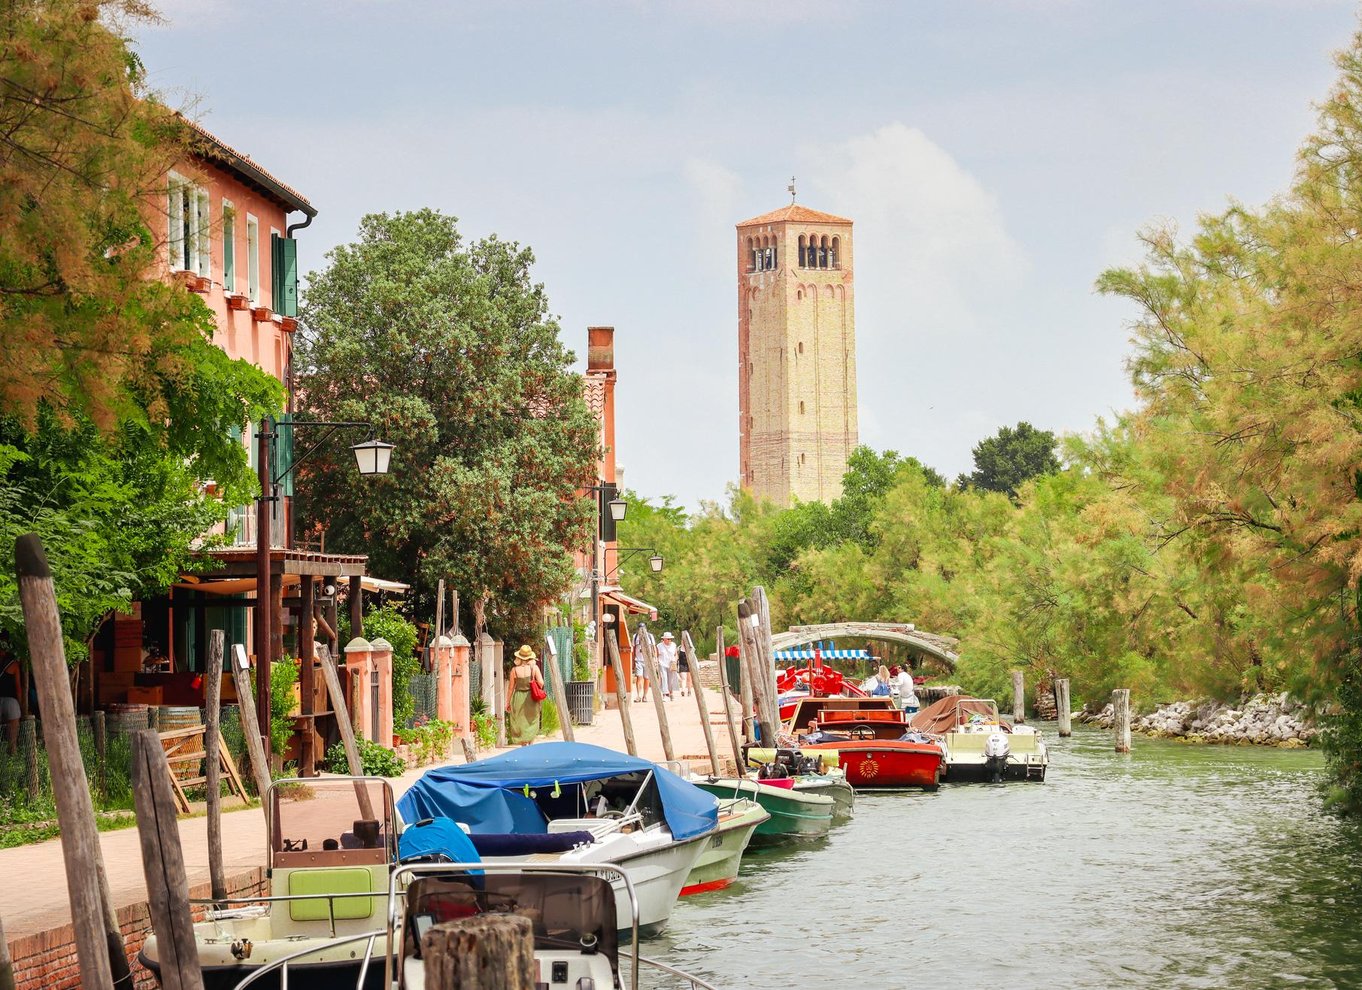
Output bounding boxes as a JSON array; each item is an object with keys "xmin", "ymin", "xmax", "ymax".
[{"xmin": 737, "ymin": 199, "xmax": 858, "ymax": 506}]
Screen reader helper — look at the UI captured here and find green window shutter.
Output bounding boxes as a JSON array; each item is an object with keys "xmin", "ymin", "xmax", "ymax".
[{"xmin": 272, "ymin": 234, "xmax": 298, "ymax": 317}]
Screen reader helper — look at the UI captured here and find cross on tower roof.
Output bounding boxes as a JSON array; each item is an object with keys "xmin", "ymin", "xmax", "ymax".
[{"xmin": 788, "ymin": 176, "xmax": 797, "ymax": 203}]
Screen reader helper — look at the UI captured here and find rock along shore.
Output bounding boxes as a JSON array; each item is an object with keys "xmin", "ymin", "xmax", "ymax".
[{"xmin": 1075, "ymin": 692, "xmax": 1317, "ymax": 748}]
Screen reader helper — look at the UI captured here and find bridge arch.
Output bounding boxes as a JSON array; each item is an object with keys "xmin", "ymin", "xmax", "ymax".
[{"xmin": 771, "ymin": 622, "xmax": 959, "ymax": 672}]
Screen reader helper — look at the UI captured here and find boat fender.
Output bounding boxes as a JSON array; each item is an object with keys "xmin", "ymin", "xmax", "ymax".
[{"xmin": 231, "ymin": 939, "xmax": 252, "ymax": 961}]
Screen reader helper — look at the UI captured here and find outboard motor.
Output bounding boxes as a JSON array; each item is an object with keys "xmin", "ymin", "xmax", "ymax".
[
  {"xmin": 984, "ymin": 732, "xmax": 1011, "ymax": 783},
  {"xmin": 756, "ymin": 761, "xmax": 789, "ymax": 780}
]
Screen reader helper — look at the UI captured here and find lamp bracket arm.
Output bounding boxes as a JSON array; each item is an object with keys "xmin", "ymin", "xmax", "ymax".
[{"xmin": 271, "ymin": 420, "xmax": 374, "ymax": 487}]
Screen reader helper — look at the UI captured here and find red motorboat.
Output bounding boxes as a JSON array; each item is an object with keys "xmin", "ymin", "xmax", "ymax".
[
  {"xmin": 786, "ymin": 698, "xmax": 944, "ymax": 790},
  {"xmin": 776, "ymin": 666, "xmax": 867, "ymax": 722}
]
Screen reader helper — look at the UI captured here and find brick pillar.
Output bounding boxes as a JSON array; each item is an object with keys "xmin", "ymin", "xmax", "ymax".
[
  {"xmin": 344, "ymin": 637, "xmax": 373, "ymax": 742},
  {"xmin": 450, "ymin": 634, "xmax": 471, "ymax": 740},
  {"xmin": 434, "ymin": 635, "xmax": 454, "ymax": 722},
  {"xmin": 369, "ymin": 636, "xmax": 395, "ymax": 747}
]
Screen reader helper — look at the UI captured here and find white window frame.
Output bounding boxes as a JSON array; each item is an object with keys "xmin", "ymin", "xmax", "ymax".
[
  {"xmin": 222, "ymin": 198, "xmax": 235, "ymax": 294},
  {"xmin": 196, "ymin": 188, "xmax": 211, "ymax": 279},
  {"xmin": 168, "ymin": 171, "xmax": 188, "ymax": 271},
  {"xmin": 246, "ymin": 214, "xmax": 260, "ymax": 305}
]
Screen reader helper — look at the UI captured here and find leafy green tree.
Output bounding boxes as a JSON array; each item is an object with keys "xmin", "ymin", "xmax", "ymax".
[
  {"xmin": 295, "ymin": 210, "xmax": 598, "ymax": 639},
  {"xmin": 960, "ymin": 422, "xmax": 1060, "ymax": 498}
]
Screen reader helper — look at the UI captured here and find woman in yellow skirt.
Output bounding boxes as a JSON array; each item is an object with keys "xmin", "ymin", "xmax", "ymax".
[{"xmin": 505, "ymin": 644, "xmax": 545, "ymax": 746}]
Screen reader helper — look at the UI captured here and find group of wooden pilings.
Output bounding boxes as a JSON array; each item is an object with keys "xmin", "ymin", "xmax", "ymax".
[
  {"xmin": 1013, "ymin": 670, "xmax": 1132, "ymax": 753},
  {"xmin": 0, "ymin": 533, "xmax": 385, "ymax": 990}
]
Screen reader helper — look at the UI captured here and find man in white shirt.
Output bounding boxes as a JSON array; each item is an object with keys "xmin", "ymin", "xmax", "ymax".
[
  {"xmin": 891, "ymin": 664, "xmax": 919, "ymax": 712},
  {"xmin": 656, "ymin": 632, "xmax": 679, "ymax": 700}
]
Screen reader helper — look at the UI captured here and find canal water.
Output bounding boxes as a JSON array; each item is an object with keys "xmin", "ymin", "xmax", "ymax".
[{"xmin": 646, "ymin": 724, "xmax": 1362, "ymax": 989}]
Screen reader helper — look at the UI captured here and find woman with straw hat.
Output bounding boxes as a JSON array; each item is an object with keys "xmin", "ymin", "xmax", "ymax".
[{"xmin": 505, "ymin": 644, "xmax": 546, "ymax": 746}]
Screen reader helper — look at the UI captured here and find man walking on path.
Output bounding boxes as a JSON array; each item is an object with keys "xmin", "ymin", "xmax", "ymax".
[{"xmin": 657, "ymin": 631, "xmax": 679, "ymax": 700}]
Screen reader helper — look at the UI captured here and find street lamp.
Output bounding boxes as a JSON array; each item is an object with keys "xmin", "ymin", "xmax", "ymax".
[
  {"xmin": 649, "ymin": 553, "xmax": 664, "ymax": 573},
  {"xmin": 255, "ymin": 418, "xmax": 394, "ymax": 768},
  {"xmin": 583, "ymin": 481, "xmax": 626, "ymax": 672}
]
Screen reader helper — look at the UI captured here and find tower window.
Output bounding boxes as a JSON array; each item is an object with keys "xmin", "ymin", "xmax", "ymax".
[
  {"xmin": 819, "ymin": 235, "xmax": 829, "ymax": 269},
  {"xmin": 797, "ymin": 341, "xmax": 804, "ymax": 355},
  {"xmin": 831, "ymin": 236, "xmax": 840, "ymax": 269},
  {"xmin": 798, "ymin": 235, "xmax": 807, "ymax": 268},
  {"xmin": 799, "ymin": 401, "xmax": 805, "ymax": 414}
]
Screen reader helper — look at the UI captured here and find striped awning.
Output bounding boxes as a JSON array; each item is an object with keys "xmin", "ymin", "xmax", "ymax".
[{"xmin": 773, "ymin": 649, "xmax": 873, "ymax": 660}]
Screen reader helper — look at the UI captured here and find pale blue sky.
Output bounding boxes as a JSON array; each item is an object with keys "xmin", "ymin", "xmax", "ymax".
[{"xmin": 138, "ymin": 0, "xmax": 1357, "ymax": 507}]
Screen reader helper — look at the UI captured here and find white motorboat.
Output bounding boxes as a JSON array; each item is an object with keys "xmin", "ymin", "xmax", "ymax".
[
  {"xmin": 398, "ymin": 742, "xmax": 720, "ymax": 937},
  {"xmin": 140, "ymin": 777, "xmax": 397, "ymax": 990},
  {"xmin": 909, "ymin": 696, "xmax": 1049, "ymax": 782}
]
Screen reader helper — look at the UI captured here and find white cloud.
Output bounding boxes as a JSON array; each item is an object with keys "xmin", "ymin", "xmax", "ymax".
[{"xmin": 800, "ymin": 123, "xmax": 1027, "ymax": 342}]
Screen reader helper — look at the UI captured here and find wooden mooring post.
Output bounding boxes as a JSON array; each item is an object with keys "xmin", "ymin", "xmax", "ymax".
[
  {"xmin": 636, "ymin": 625, "xmax": 675, "ymax": 763},
  {"xmin": 1113, "ymin": 688, "xmax": 1132, "ymax": 753},
  {"xmin": 1012, "ymin": 669, "xmax": 1026, "ymax": 724},
  {"xmin": 542, "ymin": 633, "xmax": 574, "ymax": 743},
  {"xmin": 1055, "ymin": 678, "xmax": 1072, "ymax": 737},
  {"xmin": 714, "ymin": 626, "xmax": 744, "ymax": 772},
  {"xmin": 204, "ymin": 630, "xmax": 226, "ymax": 903},
  {"xmin": 0, "ymin": 912, "xmax": 13, "ymax": 990},
  {"xmin": 15, "ymin": 533, "xmax": 120, "ymax": 990},
  {"xmin": 130, "ymin": 731, "xmax": 205, "ymax": 990},
  {"xmin": 317, "ymin": 645, "xmax": 376, "ymax": 821},
  {"xmin": 422, "ymin": 914, "xmax": 535, "ymax": 989},
  {"xmin": 603, "ymin": 626, "xmax": 638, "ymax": 756},
  {"xmin": 230, "ymin": 644, "xmax": 272, "ymax": 800},
  {"xmin": 682, "ymin": 630, "xmax": 720, "ymax": 775},
  {"xmin": 736, "ymin": 599, "xmax": 775, "ymax": 746},
  {"xmin": 20, "ymin": 715, "xmax": 38, "ymax": 800}
]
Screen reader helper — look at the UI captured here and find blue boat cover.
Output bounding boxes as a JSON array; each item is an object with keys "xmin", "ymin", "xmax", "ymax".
[
  {"xmin": 397, "ymin": 742, "xmax": 718, "ymax": 841},
  {"xmin": 398, "ymin": 816, "xmax": 483, "ymax": 871}
]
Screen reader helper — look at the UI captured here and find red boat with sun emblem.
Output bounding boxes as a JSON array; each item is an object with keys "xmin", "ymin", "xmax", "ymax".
[{"xmin": 787, "ymin": 697, "xmax": 945, "ymax": 790}]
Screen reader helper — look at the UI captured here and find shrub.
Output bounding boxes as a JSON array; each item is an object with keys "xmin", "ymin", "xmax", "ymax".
[
  {"xmin": 539, "ymin": 698, "xmax": 559, "ymax": 736},
  {"xmin": 471, "ymin": 711, "xmax": 496, "ymax": 750},
  {"xmin": 324, "ymin": 737, "xmax": 405, "ymax": 777}
]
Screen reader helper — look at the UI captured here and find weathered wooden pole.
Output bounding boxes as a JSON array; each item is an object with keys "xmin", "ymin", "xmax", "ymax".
[
  {"xmin": 316, "ymin": 645, "xmax": 376, "ymax": 821},
  {"xmin": 493, "ymin": 640, "xmax": 507, "ymax": 747},
  {"xmin": 714, "ymin": 627, "xmax": 744, "ymax": 771},
  {"xmin": 1055, "ymin": 678, "xmax": 1072, "ymax": 737},
  {"xmin": 636, "ymin": 626, "xmax": 675, "ymax": 763},
  {"xmin": 542, "ymin": 635, "xmax": 575, "ymax": 743},
  {"xmin": 682, "ymin": 631, "xmax": 719, "ymax": 775},
  {"xmin": 298, "ymin": 575, "xmax": 316, "ymax": 776},
  {"xmin": 229, "ymin": 644, "xmax": 272, "ymax": 800},
  {"xmin": 349, "ymin": 574, "xmax": 364, "ymax": 639},
  {"xmin": 752, "ymin": 586, "xmax": 781, "ymax": 730},
  {"xmin": 422, "ymin": 914, "xmax": 534, "ymax": 989},
  {"xmin": 130, "ymin": 731, "xmax": 205, "ymax": 990},
  {"xmin": 204, "ymin": 631, "xmax": 226, "ymax": 903},
  {"xmin": 0, "ymin": 912, "xmax": 14, "ymax": 990},
  {"xmin": 603, "ymin": 625, "xmax": 638, "ymax": 756},
  {"xmin": 1113, "ymin": 688, "xmax": 1132, "ymax": 753},
  {"xmin": 736, "ymin": 600, "xmax": 775, "ymax": 745},
  {"xmin": 1011, "ymin": 669, "xmax": 1026, "ymax": 724},
  {"xmin": 15, "ymin": 533, "xmax": 115, "ymax": 990}
]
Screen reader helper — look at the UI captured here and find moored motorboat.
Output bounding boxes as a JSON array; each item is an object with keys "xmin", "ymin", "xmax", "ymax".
[
  {"xmin": 744, "ymin": 748, "xmax": 856, "ymax": 817},
  {"xmin": 681, "ymin": 797, "xmax": 768, "ymax": 895},
  {"xmin": 909, "ymin": 696, "xmax": 1049, "ymax": 782},
  {"xmin": 139, "ymin": 776, "xmax": 396, "ymax": 990},
  {"xmin": 690, "ymin": 775, "xmax": 835, "ymax": 843},
  {"xmin": 787, "ymin": 698, "xmax": 945, "ymax": 790},
  {"xmin": 397, "ymin": 742, "xmax": 718, "ymax": 937}
]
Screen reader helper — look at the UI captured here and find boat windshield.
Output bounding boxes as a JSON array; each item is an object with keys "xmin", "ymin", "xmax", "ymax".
[
  {"xmin": 269, "ymin": 778, "xmax": 395, "ymax": 867},
  {"xmin": 403, "ymin": 873, "xmax": 619, "ymax": 969},
  {"xmin": 532, "ymin": 771, "xmax": 666, "ymax": 828}
]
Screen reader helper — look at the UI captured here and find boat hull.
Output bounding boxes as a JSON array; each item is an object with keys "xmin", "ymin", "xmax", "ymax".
[
  {"xmin": 681, "ymin": 800, "xmax": 767, "ymax": 895},
  {"xmin": 803, "ymin": 741, "xmax": 943, "ymax": 790},
  {"xmin": 138, "ymin": 940, "xmax": 383, "ymax": 990},
  {"xmin": 691, "ymin": 778, "xmax": 834, "ymax": 842},
  {"xmin": 792, "ymin": 773, "xmax": 856, "ymax": 817}
]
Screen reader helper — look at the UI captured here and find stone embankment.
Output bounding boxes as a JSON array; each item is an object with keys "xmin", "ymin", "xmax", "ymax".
[{"xmin": 1076, "ymin": 692, "xmax": 1317, "ymax": 747}]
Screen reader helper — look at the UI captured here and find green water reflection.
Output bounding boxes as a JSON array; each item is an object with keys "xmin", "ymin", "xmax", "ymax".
[{"xmin": 650, "ymin": 724, "xmax": 1362, "ymax": 989}]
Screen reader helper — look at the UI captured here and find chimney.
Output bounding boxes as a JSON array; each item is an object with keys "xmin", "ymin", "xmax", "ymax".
[{"xmin": 587, "ymin": 326, "xmax": 615, "ymax": 371}]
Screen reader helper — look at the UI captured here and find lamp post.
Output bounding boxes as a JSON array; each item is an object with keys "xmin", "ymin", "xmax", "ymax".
[
  {"xmin": 253, "ymin": 418, "xmax": 394, "ymax": 768},
  {"xmin": 585, "ymin": 482, "xmax": 626, "ymax": 670}
]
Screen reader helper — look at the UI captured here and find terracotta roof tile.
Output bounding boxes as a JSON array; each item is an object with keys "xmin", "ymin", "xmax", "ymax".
[
  {"xmin": 182, "ymin": 116, "xmax": 315, "ymax": 216},
  {"xmin": 737, "ymin": 204, "xmax": 852, "ymax": 227}
]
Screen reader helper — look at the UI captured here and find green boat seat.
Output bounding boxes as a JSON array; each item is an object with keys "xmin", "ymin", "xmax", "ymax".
[{"xmin": 287, "ymin": 867, "xmax": 376, "ymax": 922}]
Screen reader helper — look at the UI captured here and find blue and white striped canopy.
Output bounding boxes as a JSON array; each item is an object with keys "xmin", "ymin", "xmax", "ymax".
[{"xmin": 773, "ymin": 649, "xmax": 873, "ymax": 660}]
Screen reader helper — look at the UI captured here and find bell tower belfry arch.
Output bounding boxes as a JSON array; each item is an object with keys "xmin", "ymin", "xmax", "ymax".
[{"xmin": 737, "ymin": 201, "xmax": 858, "ymax": 506}]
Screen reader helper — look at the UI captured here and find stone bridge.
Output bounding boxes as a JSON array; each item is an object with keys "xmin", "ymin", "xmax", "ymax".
[{"xmin": 771, "ymin": 622, "xmax": 959, "ymax": 672}]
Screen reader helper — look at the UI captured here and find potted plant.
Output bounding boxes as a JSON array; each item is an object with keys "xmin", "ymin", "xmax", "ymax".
[{"xmin": 226, "ymin": 293, "xmax": 249, "ymax": 311}]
